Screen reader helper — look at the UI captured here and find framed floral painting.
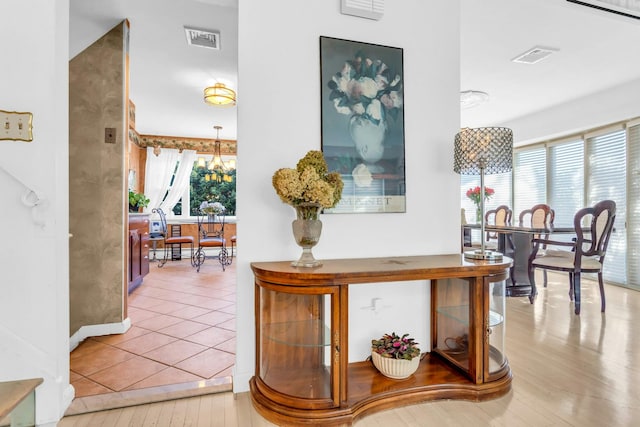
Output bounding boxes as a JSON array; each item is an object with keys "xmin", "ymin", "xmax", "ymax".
[{"xmin": 320, "ymin": 36, "xmax": 405, "ymax": 213}]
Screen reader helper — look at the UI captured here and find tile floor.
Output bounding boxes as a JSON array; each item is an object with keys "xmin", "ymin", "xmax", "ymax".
[{"xmin": 69, "ymin": 256, "xmax": 236, "ymax": 398}]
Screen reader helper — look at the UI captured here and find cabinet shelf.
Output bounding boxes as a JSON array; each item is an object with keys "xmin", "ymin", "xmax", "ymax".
[
  {"xmin": 262, "ymin": 319, "xmax": 331, "ymax": 348},
  {"xmin": 436, "ymin": 305, "xmax": 504, "ymax": 327}
]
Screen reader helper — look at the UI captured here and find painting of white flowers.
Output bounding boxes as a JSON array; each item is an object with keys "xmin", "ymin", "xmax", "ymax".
[{"xmin": 320, "ymin": 36, "xmax": 405, "ymax": 214}]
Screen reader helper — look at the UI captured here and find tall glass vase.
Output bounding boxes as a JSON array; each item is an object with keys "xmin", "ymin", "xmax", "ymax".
[
  {"xmin": 476, "ymin": 207, "xmax": 483, "ymax": 224},
  {"xmin": 291, "ymin": 203, "xmax": 323, "ymax": 267}
]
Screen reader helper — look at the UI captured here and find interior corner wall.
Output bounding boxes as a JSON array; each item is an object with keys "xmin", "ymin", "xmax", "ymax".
[
  {"xmin": 234, "ymin": 0, "xmax": 461, "ymax": 393},
  {"xmin": 0, "ymin": 1, "xmax": 73, "ymax": 424},
  {"xmin": 69, "ymin": 22, "xmax": 128, "ymax": 336}
]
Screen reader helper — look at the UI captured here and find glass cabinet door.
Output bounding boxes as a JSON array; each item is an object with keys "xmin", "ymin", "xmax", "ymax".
[
  {"xmin": 433, "ymin": 278, "xmax": 472, "ymax": 374},
  {"xmin": 486, "ymin": 277, "xmax": 507, "ymax": 380},
  {"xmin": 257, "ymin": 285, "xmax": 338, "ymax": 409},
  {"xmin": 432, "ymin": 275, "xmax": 508, "ymax": 383}
]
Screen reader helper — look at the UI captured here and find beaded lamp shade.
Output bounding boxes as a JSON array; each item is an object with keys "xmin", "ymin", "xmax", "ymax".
[
  {"xmin": 454, "ymin": 127, "xmax": 513, "ymax": 175},
  {"xmin": 454, "ymin": 127, "xmax": 513, "ymax": 261}
]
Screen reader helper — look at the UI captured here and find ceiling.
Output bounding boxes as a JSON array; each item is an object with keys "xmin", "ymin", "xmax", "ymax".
[{"xmin": 69, "ymin": 0, "xmax": 640, "ymax": 142}]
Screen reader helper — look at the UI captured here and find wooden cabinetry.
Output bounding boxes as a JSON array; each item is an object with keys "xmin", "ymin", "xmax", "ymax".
[
  {"xmin": 250, "ymin": 255, "xmax": 512, "ymax": 426},
  {"xmin": 128, "ymin": 213, "xmax": 150, "ymax": 293}
]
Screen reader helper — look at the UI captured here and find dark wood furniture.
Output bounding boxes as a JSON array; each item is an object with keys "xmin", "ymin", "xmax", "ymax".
[
  {"xmin": 463, "ymin": 223, "xmax": 578, "ymax": 297},
  {"xmin": 530, "ymin": 200, "xmax": 616, "ymax": 314},
  {"xmin": 250, "ymin": 255, "xmax": 513, "ymax": 426},
  {"xmin": 484, "ymin": 205, "xmax": 512, "ymax": 244},
  {"xmin": 128, "ymin": 213, "xmax": 150, "ymax": 293},
  {"xmin": 518, "ymin": 204, "xmax": 555, "ymax": 288}
]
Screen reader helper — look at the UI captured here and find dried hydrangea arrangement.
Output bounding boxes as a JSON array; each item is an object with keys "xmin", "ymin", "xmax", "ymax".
[{"xmin": 272, "ymin": 150, "xmax": 344, "ymax": 220}]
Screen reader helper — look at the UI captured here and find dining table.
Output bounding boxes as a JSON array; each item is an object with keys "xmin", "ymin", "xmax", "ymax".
[{"xmin": 462, "ymin": 223, "xmax": 578, "ymax": 298}]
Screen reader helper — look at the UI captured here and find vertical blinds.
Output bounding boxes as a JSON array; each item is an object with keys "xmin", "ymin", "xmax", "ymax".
[
  {"xmin": 513, "ymin": 147, "xmax": 546, "ymax": 217},
  {"xmin": 549, "ymin": 141, "xmax": 584, "ymax": 228},
  {"xmin": 627, "ymin": 123, "xmax": 640, "ymax": 287},
  {"xmin": 587, "ymin": 130, "xmax": 626, "ymax": 285}
]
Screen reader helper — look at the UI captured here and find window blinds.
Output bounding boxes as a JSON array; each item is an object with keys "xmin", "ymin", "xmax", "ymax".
[
  {"xmin": 549, "ymin": 140, "xmax": 584, "ymax": 227},
  {"xmin": 587, "ymin": 129, "xmax": 627, "ymax": 285}
]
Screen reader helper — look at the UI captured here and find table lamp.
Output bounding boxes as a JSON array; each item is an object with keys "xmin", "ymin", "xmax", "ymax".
[{"xmin": 454, "ymin": 127, "xmax": 513, "ymax": 261}]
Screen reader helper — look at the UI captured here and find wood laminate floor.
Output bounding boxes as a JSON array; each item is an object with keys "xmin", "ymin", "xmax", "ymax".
[{"xmin": 60, "ymin": 270, "xmax": 640, "ymax": 426}]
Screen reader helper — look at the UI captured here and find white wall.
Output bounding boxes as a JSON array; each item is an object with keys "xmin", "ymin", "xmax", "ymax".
[
  {"xmin": 0, "ymin": 1, "xmax": 73, "ymax": 425},
  {"xmin": 235, "ymin": 0, "xmax": 462, "ymax": 392},
  {"xmin": 505, "ymin": 78, "xmax": 640, "ymax": 145}
]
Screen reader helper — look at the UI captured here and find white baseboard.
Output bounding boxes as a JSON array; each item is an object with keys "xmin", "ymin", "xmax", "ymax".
[{"xmin": 69, "ymin": 318, "xmax": 131, "ymax": 352}]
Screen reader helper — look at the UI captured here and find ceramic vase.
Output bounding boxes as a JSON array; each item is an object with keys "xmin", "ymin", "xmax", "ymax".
[{"xmin": 371, "ymin": 351, "xmax": 420, "ymax": 380}]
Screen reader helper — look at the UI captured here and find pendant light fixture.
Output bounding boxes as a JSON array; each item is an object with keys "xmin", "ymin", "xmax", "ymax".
[{"xmin": 203, "ymin": 83, "xmax": 236, "ymax": 107}]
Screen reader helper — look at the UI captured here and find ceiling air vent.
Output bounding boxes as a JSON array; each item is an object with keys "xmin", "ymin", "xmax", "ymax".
[
  {"xmin": 511, "ymin": 46, "xmax": 558, "ymax": 64},
  {"xmin": 341, "ymin": 0, "xmax": 384, "ymax": 20},
  {"xmin": 184, "ymin": 26, "xmax": 220, "ymax": 50}
]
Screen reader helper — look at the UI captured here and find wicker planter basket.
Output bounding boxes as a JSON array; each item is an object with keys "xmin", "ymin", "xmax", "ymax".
[{"xmin": 371, "ymin": 351, "xmax": 420, "ymax": 380}]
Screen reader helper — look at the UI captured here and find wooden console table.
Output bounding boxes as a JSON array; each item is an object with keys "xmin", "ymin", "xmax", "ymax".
[{"xmin": 250, "ymin": 254, "xmax": 513, "ymax": 426}]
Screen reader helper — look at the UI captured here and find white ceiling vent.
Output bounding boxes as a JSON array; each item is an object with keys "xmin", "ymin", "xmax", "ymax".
[
  {"xmin": 341, "ymin": 0, "xmax": 384, "ymax": 20},
  {"xmin": 511, "ymin": 46, "xmax": 558, "ymax": 64},
  {"xmin": 184, "ymin": 26, "xmax": 220, "ymax": 50}
]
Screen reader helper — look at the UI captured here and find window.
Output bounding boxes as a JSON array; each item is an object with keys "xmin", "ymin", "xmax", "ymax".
[
  {"xmin": 460, "ymin": 173, "xmax": 512, "ymax": 223},
  {"xmin": 513, "ymin": 147, "xmax": 546, "ymax": 217},
  {"xmin": 511, "ymin": 120, "xmax": 640, "ymax": 289},
  {"xmin": 549, "ymin": 140, "xmax": 583, "ymax": 227},
  {"xmin": 173, "ymin": 156, "xmax": 237, "ymax": 217},
  {"xmin": 587, "ymin": 128, "xmax": 626, "ymax": 284}
]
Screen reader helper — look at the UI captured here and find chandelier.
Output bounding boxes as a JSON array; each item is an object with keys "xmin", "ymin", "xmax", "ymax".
[
  {"xmin": 203, "ymin": 83, "xmax": 236, "ymax": 107},
  {"xmin": 198, "ymin": 125, "xmax": 235, "ymax": 183}
]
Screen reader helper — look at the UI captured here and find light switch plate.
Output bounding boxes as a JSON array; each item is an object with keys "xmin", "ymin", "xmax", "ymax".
[{"xmin": 1, "ymin": 110, "xmax": 33, "ymax": 142}]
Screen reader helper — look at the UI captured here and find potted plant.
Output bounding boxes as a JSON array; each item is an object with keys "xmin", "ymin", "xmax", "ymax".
[
  {"xmin": 128, "ymin": 190, "xmax": 150, "ymax": 212},
  {"xmin": 371, "ymin": 332, "xmax": 421, "ymax": 379}
]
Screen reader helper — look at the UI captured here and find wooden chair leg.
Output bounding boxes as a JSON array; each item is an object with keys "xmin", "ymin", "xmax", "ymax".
[
  {"xmin": 573, "ymin": 272, "xmax": 581, "ymax": 315},
  {"xmin": 598, "ymin": 272, "xmax": 606, "ymax": 312}
]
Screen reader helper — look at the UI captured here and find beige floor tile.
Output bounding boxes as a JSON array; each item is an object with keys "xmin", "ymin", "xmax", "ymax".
[
  {"xmin": 157, "ymin": 320, "xmax": 212, "ymax": 339},
  {"xmin": 183, "ymin": 327, "xmax": 235, "ymax": 347},
  {"xmin": 92, "ymin": 325, "xmax": 152, "ymax": 346},
  {"xmin": 114, "ymin": 331, "xmax": 177, "ymax": 353},
  {"xmin": 174, "ymin": 348, "xmax": 235, "ymax": 379},
  {"xmin": 167, "ymin": 305, "xmax": 212, "ymax": 320},
  {"xmin": 214, "ymin": 338, "xmax": 236, "ymax": 354},
  {"xmin": 70, "ymin": 260, "xmax": 237, "ymax": 399},
  {"xmin": 88, "ymin": 356, "xmax": 168, "ymax": 391},
  {"xmin": 71, "ymin": 345, "xmax": 136, "ymax": 376},
  {"xmin": 70, "ymin": 377, "xmax": 113, "ymax": 397},
  {"xmin": 190, "ymin": 310, "xmax": 234, "ymax": 326},
  {"xmin": 143, "ymin": 340, "xmax": 208, "ymax": 365},
  {"xmin": 123, "ymin": 367, "xmax": 204, "ymax": 391},
  {"xmin": 135, "ymin": 314, "xmax": 185, "ymax": 331}
]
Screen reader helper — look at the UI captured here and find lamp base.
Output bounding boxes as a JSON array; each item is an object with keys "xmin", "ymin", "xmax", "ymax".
[{"xmin": 463, "ymin": 249, "xmax": 504, "ymax": 262}]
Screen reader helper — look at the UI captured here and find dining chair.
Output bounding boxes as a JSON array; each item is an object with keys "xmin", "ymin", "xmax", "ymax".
[
  {"xmin": 519, "ymin": 204, "xmax": 555, "ymax": 287},
  {"xmin": 527, "ymin": 200, "xmax": 616, "ymax": 314},
  {"xmin": 484, "ymin": 205, "xmax": 512, "ymax": 249},
  {"xmin": 153, "ymin": 208, "xmax": 195, "ymax": 267},
  {"xmin": 194, "ymin": 210, "xmax": 231, "ymax": 272}
]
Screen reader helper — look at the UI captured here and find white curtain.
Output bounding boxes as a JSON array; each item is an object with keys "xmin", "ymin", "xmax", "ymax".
[
  {"xmin": 143, "ymin": 147, "xmax": 180, "ymax": 212},
  {"xmin": 159, "ymin": 149, "xmax": 197, "ymax": 214}
]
